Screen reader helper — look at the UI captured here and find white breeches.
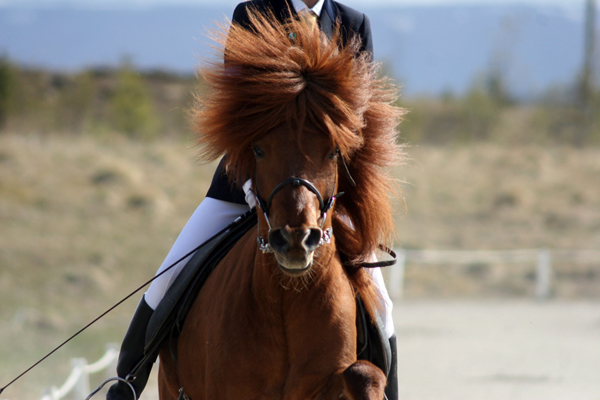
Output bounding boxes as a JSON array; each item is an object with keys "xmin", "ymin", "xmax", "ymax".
[
  {"xmin": 144, "ymin": 197, "xmax": 250, "ymax": 310},
  {"xmin": 145, "ymin": 197, "xmax": 395, "ymax": 339}
]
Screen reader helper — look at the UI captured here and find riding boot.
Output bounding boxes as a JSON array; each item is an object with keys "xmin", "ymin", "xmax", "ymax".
[
  {"xmin": 106, "ymin": 296, "xmax": 154, "ymax": 400},
  {"xmin": 384, "ymin": 334, "xmax": 398, "ymax": 400}
]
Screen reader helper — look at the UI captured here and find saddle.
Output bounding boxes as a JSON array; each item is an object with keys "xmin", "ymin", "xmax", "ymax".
[{"xmin": 136, "ymin": 209, "xmax": 392, "ymax": 379}]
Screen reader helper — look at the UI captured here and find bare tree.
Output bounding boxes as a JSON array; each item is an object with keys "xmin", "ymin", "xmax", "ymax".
[
  {"xmin": 579, "ymin": 0, "xmax": 597, "ymax": 108},
  {"xmin": 576, "ymin": 0, "xmax": 597, "ymax": 145}
]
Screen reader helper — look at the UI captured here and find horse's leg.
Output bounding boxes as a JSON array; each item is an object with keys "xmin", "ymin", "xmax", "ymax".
[
  {"xmin": 157, "ymin": 345, "xmax": 182, "ymax": 400},
  {"xmin": 341, "ymin": 361, "xmax": 386, "ymax": 400}
]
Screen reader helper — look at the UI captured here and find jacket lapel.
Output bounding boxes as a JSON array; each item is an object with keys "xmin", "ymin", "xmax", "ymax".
[{"xmin": 320, "ymin": 0, "xmax": 337, "ymax": 39}]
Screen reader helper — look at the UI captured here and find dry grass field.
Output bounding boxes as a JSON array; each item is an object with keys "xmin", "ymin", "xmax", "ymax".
[
  {"xmin": 1, "ymin": 133, "xmax": 599, "ymax": 398},
  {"xmin": 396, "ymin": 145, "xmax": 600, "ymax": 298}
]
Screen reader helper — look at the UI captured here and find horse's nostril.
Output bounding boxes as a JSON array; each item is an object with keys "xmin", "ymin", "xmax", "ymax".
[
  {"xmin": 268, "ymin": 229, "xmax": 289, "ymax": 253},
  {"xmin": 304, "ymin": 228, "xmax": 322, "ymax": 252},
  {"xmin": 269, "ymin": 228, "xmax": 322, "ymax": 254}
]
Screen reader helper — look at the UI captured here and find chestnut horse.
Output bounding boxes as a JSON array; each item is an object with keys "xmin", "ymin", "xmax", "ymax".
[{"xmin": 158, "ymin": 10, "xmax": 405, "ymax": 400}]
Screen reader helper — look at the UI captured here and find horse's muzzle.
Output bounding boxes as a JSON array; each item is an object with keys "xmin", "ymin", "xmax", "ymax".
[{"xmin": 268, "ymin": 226, "xmax": 323, "ymax": 275}]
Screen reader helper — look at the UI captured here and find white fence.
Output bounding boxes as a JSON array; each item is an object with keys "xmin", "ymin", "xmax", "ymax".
[
  {"xmin": 387, "ymin": 248, "xmax": 600, "ymax": 300},
  {"xmin": 40, "ymin": 344, "xmax": 119, "ymax": 400}
]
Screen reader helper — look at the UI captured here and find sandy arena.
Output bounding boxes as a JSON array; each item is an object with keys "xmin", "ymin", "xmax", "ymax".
[{"xmin": 394, "ymin": 300, "xmax": 600, "ymax": 400}]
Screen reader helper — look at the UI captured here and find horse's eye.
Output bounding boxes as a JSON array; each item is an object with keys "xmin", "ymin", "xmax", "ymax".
[
  {"xmin": 252, "ymin": 146, "xmax": 265, "ymax": 158},
  {"xmin": 328, "ymin": 149, "xmax": 338, "ymax": 160}
]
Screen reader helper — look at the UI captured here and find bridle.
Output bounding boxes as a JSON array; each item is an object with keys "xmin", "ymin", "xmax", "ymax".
[{"xmin": 252, "ymin": 150, "xmax": 349, "ymax": 254}]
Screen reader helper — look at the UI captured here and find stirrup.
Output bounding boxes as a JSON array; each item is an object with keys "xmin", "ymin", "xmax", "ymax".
[{"xmin": 87, "ymin": 377, "xmax": 137, "ymax": 400}]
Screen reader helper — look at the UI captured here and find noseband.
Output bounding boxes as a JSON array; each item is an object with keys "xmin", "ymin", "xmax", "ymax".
[{"xmin": 253, "ymin": 176, "xmax": 342, "ymax": 254}]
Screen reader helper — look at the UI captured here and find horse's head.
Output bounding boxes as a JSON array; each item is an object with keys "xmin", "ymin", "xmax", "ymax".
[
  {"xmin": 251, "ymin": 123, "xmax": 341, "ymax": 276},
  {"xmin": 194, "ymin": 10, "xmax": 405, "ymax": 278}
]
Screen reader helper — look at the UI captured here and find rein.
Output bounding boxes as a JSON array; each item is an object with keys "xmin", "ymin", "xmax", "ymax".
[
  {"xmin": 0, "ymin": 212, "xmax": 251, "ymax": 396},
  {"xmin": 1, "ymin": 151, "xmax": 396, "ymax": 396}
]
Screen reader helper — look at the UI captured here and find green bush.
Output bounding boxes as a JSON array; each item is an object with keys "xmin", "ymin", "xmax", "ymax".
[
  {"xmin": 54, "ymin": 71, "xmax": 97, "ymax": 133},
  {"xmin": 109, "ymin": 63, "xmax": 159, "ymax": 138},
  {"xmin": 0, "ymin": 56, "xmax": 17, "ymax": 129}
]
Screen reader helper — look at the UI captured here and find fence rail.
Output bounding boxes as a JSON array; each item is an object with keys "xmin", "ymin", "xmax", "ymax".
[
  {"xmin": 41, "ymin": 344, "xmax": 119, "ymax": 400},
  {"xmin": 387, "ymin": 248, "xmax": 600, "ymax": 300}
]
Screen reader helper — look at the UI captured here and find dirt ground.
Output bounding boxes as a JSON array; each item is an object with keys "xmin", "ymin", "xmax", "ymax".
[
  {"xmin": 393, "ymin": 300, "xmax": 600, "ymax": 400},
  {"xmin": 135, "ymin": 300, "xmax": 600, "ymax": 400}
]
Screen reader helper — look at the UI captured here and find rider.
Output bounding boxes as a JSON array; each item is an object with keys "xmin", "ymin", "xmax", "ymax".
[{"xmin": 107, "ymin": 1, "xmax": 398, "ymax": 399}]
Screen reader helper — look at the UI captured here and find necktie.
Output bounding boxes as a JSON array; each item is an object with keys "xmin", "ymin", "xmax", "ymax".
[{"xmin": 298, "ymin": 9, "xmax": 318, "ymax": 31}]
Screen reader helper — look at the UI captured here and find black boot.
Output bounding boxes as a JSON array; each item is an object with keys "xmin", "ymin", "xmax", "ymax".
[
  {"xmin": 107, "ymin": 296, "xmax": 154, "ymax": 400},
  {"xmin": 384, "ymin": 334, "xmax": 398, "ymax": 400}
]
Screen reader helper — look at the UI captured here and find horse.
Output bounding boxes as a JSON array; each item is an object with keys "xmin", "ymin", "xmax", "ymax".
[{"xmin": 157, "ymin": 10, "xmax": 405, "ymax": 400}]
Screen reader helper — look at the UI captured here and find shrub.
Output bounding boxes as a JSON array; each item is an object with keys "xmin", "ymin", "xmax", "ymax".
[{"xmin": 109, "ymin": 62, "xmax": 159, "ymax": 138}]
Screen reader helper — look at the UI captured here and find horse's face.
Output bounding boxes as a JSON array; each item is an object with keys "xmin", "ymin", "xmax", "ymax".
[{"xmin": 252, "ymin": 124, "xmax": 339, "ymax": 277}]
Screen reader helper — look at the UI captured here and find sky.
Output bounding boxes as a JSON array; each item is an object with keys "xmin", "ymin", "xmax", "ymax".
[{"xmin": 0, "ymin": 0, "xmax": 585, "ymax": 10}]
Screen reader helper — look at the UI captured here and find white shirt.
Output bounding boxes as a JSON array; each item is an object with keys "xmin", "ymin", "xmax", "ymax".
[{"xmin": 290, "ymin": 0, "xmax": 325, "ymax": 17}]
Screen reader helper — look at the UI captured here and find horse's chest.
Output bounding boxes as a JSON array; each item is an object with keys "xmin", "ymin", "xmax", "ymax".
[
  {"xmin": 185, "ymin": 294, "xmax": 289, "ymax": 397},
  {"xmin": 178, "ymin": 240, "xmax": 356, "ymax": 399}
]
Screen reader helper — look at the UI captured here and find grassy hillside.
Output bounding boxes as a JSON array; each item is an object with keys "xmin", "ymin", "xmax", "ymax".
[
  {"xmin": 397, "ymin": 145, "xmax": 600, "ymax": 250},
  {"xmin": 2, "ymin": 61, "xmax": 600, "ymax": 146},
  {"xmin": 1, "ymin": 133, "xmax": 599, "ymax": 398}
]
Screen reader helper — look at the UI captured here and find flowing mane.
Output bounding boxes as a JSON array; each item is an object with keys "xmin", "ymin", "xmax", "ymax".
[{"xmin": 193, "ymin": 9, "xmax": 405, "ymax": 309}]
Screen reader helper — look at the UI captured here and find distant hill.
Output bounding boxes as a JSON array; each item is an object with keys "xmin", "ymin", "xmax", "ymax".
[{"xmin": 0, "ymin": 4, "xmax": 593, "ymax": 97}]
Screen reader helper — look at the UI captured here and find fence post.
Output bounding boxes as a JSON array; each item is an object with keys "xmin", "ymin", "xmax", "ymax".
[
  {"xmin": 388, "ymin": 249, "xmax": 406, "ymax": 300},
  {"xmin": 536, "ymin": 248, "xmax": 551, "ymax": 299},
  {"xmin": 105, "ymin": 343, "xmax": 120, "ymax": 380},
  {"xmin": 71, "ymin": 358, "xmax": 90, "ymax": 400},
  {"xmin": 41, "ymin": 386, "xmax": 59, "ymax": 400}
]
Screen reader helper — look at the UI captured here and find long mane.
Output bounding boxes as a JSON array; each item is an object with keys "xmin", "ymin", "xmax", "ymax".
[{"xmin": 193, "ymin": 9, "xmax": 406, "ymax": 313}]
